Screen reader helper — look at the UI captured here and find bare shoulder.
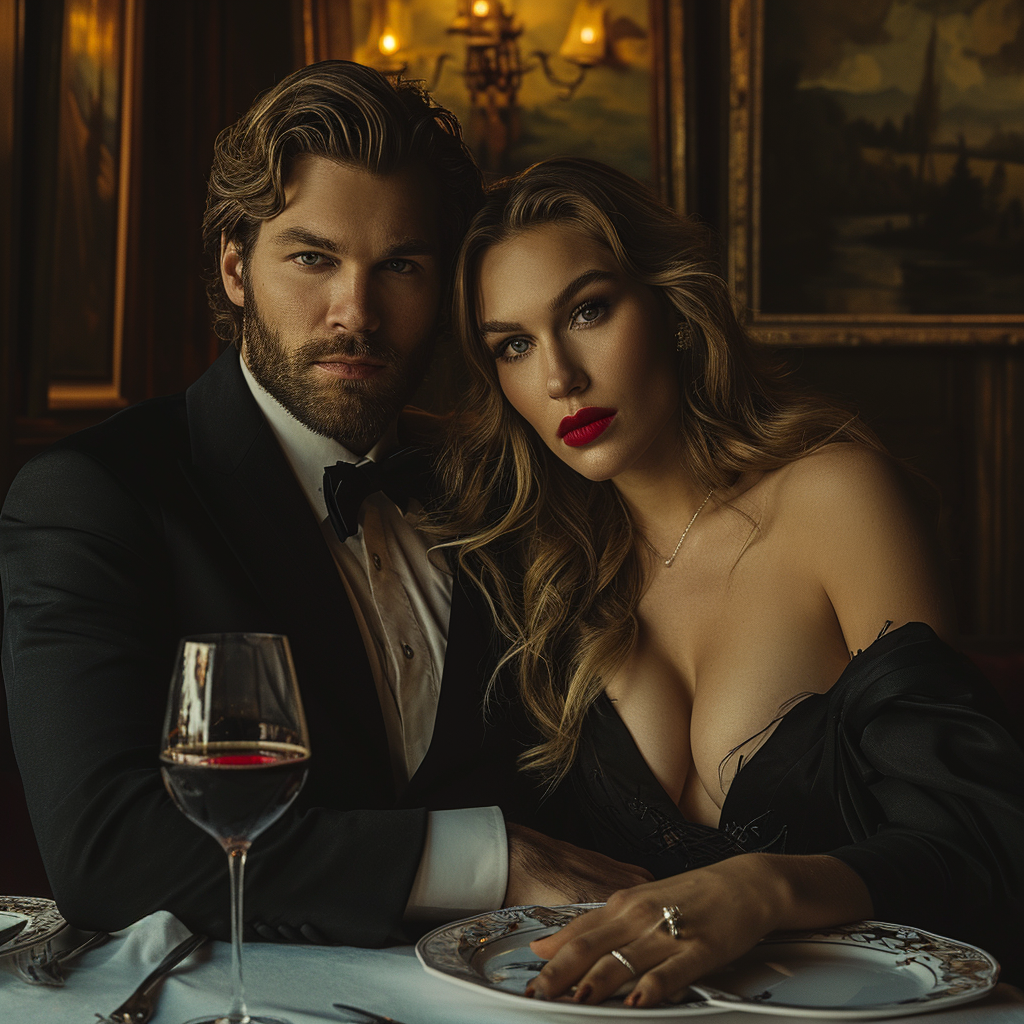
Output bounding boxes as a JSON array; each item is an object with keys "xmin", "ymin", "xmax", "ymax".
[
  {"xmin": 773, "ymin": 442, "xmax": 915, "ymax": 518},
  {"xmin": 765, "ymin": 443, "xmax": 956, "ymax": 649}
]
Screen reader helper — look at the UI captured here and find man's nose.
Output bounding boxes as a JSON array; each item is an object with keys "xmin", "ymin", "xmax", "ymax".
[
  {"xmin": 546, "ymin": 341, "xmax": 589, "ymax": 399},
  {"xmin": 326, "ymin": 269, "xmax": 381, "ymax": 335}
]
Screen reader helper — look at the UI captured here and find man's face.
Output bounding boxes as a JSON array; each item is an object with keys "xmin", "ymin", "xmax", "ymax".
[{"xmin": 222, "ymin": 155, "xmax": 442, "ymax": 454}]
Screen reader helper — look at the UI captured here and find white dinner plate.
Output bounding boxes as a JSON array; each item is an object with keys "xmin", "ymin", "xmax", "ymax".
[
  {"xmin": 416, "ymin": 904, "xmax": 721, "ymax": 1016},
  {"xmin": 0, "ymin": 896, "xmax": 67, "ymax": 960},
  {"xmin": 691, "ymin": 921, "xmax": 999, "ymax": 1018},
  {"xmin": 417, "ymin": 908, "xmax": 999, "ymax": 1019}
]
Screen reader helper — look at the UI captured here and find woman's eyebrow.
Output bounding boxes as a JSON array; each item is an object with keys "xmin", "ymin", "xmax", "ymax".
[
  {"xmin": 549, "ymin": 269, "xmax": 612, "ymax": 312},
  {"xmin": 480, "ymin": 318, "xmax": 523, "ymax": 336},
  {"xmin": 480, "ymin": 269, "xmax": 613, "ymax": 336}
]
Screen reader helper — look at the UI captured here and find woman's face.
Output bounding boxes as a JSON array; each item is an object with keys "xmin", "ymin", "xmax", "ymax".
[{"xmin": 477, "ymin": 222, "xmax": 681, "ymax": 485}]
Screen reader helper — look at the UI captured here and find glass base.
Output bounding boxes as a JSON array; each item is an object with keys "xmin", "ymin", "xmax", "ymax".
[{"xmin": 182, "ymin": 1015, "xmax": 295, "ymax": 1024}]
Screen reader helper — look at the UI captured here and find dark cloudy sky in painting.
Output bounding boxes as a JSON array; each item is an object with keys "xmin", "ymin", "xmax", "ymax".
[{"xmin": 780, "ymin": 0, "xmax": 1024, "ymax": 146}]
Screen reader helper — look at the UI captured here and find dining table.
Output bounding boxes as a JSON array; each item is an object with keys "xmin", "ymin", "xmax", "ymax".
[{"xmin": 1, "ymin": 910, "xmax": 1022, "ymax": 1024}]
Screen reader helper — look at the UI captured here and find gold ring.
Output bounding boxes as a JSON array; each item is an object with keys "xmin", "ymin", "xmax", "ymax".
[
  {"xmin": 609, "ymin": 948, "xmax": 637, "ymax": 976},
  {"xmin": 661, "ymin": 904, "xmax": 684, "ymax": 940}
]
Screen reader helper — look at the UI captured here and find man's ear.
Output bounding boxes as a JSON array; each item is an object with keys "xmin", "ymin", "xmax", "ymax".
[{"xmin": 220, "ymin": 232, "xmax": 245, "ymax": 308}]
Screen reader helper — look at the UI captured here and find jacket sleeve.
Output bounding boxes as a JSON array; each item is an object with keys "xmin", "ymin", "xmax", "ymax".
[
  {"xmin": 0, "ymin": 445, "xmax": 427, "ymax": 946},
  {"xmin": 824, "ymin": 638, "xmax": 1024, "ymax": 965}
]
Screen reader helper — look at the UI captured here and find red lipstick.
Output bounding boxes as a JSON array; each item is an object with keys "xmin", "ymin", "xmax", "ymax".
[{"xmin": 557, "ymin": 407, "xmax": 616, "ymax": 448}]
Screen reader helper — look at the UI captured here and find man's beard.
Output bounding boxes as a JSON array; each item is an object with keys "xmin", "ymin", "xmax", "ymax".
[{"xmin": 242, "ymin": 292, "xmax": 431, "ymax": 450}]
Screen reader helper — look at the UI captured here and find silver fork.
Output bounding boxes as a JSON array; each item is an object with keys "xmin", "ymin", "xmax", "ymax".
[{"xmin": 96, "ymin": 932, "xmax": 207, "ymax": 1024}]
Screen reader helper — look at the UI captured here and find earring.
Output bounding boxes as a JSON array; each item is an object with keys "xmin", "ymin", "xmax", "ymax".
[{"xmin": 675, "ymin": 318, "xmax": 693, "ymax": 351}]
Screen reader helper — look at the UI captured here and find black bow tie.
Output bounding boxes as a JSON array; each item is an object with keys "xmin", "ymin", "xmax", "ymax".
[{"xmin": 322, "ymin": 447, "xmax": 431, "ymax": 541}]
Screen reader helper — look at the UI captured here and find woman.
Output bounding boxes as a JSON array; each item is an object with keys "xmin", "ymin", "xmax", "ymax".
[{"xmin": 433, "ymin": 157, "xmax": 1024, "ymax": 1006}]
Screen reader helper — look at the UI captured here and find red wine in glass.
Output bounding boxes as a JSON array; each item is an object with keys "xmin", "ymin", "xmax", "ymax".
[
  {"xmin": 161, "ymin": 743, "xmax": 309, "ymax": 848},
  {"xmin": 161, "ymin": 633, "xmax": 310, "ymax": 1024}
]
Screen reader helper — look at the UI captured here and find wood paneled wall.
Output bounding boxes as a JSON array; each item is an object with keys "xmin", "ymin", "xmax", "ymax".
[{"xmin": 1, "ymin": 0, "xmax": 1020, "ymax": 647}]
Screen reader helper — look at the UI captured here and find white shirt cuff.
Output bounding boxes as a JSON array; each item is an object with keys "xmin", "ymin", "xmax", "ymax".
[{"xmin": 403, "ymin": 807, "xmax": 508, "ymax": 922}]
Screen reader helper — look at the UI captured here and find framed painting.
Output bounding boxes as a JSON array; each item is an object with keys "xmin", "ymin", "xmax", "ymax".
[
  {"xmin": 333, "ymin": 0, "xmax": 687, "ymax": 206},
  {"xmin": 727, "ymin": 0, "xmax": 1024, "ymax": 345},
  {"xmin": 45, "ymin": 0, "xmax": 139, "ymax": 409}
]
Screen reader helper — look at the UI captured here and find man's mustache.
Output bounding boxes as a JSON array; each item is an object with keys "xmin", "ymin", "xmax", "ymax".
[{"xmin": 296, "ymin": 335, "xmax": 398, "ymax": 366}]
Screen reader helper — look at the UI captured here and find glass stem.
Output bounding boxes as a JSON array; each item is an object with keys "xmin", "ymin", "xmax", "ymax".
[{"xmin": 226, "ymin": 843, "xmax": 250, "ymax": 1022}]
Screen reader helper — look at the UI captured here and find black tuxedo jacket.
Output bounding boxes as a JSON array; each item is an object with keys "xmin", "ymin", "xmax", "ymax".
[{"xmin": 0, "ymin": 348, "xmax": 527, "ymax": 945}]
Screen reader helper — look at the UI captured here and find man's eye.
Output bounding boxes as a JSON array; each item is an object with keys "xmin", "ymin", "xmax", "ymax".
[
  {"xmin": 384, "ymin": 259, "xmax": 414, "ymax": 273},
  {"xmin": 294, "ymin": 252, "xmax": 326, "ymax": 267}
]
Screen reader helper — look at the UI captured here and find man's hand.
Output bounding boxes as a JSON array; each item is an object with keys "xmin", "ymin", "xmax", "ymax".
[{"xmin": 504, "ymin": 822, "xmax": 653, "ymax": 907}]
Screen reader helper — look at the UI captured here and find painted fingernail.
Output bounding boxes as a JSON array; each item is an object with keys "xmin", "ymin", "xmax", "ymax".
[
  {"xmin": 574, "ymin": 983, "xmax": 593, "ymax": 1003},
  {"xmin": 625, "ymin": 989, "xmax": 642, "ymax": 1007}
]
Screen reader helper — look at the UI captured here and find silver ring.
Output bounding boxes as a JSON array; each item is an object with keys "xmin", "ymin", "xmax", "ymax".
[
  {"xmin": 609, "ymin": 948, "xmax": 637, "ymax": 976},
  {"xmin": 661, "ymin": 904, "xmax": 684, "ymax": 940}
]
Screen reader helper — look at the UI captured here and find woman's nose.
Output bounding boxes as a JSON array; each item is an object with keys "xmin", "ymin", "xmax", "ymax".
[
  {"xmin": 327, "ymin": 269, "xmax": 381, "ymax": 336},
  {"xmin": 546, "ymin": 343, "xmax": 589, "ymax": 399}
]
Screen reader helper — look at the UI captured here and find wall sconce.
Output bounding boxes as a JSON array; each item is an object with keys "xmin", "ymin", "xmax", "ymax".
[{"xmin": 357, "ymin": 0, "xmax": 620, "ymax": 170}]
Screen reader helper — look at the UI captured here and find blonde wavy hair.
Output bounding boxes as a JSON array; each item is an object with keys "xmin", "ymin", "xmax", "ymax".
[{"xmin": 432, "ymin": 157, "xmax": 883, "ymax": 785}]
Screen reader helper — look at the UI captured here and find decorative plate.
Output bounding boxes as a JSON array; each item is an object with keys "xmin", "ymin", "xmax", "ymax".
[
  {"xmin": 0, "ymin": 896, "xmax": 67, "ymax": 960},
  {"xmin": 416, "ymin": 904, "xmax": 721, "ymax": 1016},
  {"xmin": 690, "ymin": 921, "xmax": 999, "ymax": 1019}
]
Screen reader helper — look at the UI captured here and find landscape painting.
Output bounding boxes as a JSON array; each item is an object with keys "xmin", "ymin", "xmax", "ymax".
[{"xmin": 758, "ymin": 0, "xmax": 1024, "ymax": 317}]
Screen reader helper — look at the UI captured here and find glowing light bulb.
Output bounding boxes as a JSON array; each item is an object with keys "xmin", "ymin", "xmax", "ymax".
[
  {"xmin": 580, "ymin": 26, "xmax": 596, "ymax": 45},
  {"xmin": 472, "ymin": 1, "xmax": 490, "ymax": 17},
  {"xmin": 379, "ymin": 32, "xmax": 399, "ymax": 55}
]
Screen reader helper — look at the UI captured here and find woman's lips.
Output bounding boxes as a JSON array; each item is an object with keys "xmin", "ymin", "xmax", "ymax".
[{"xmin": 557, "ymin": 407, "xmax": 617, "ymax": 448}]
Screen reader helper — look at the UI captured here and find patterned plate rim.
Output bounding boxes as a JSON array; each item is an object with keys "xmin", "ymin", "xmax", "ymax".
[
  {"xmin": 690, "ymin": 920, "xmax": 999, "ymax": 1019},
  {"xmin": 0, "ymin": 896, "xmax": 68, "ymax": 959},
  {"xmin": 416, "ymin": 903, "xmax": 721, "ymax": 1017}
]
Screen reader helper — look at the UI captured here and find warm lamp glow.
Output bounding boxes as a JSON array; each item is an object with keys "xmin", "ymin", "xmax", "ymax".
[
  {"xmin": 559, "ymin": 0, "xmax": 608, "ymax": 67},
  {"xmin": 379, "ymin": 31, "xmax": 399, "ymax": 55},
  {"xmin": 472, "ymin": 1, "xmax": 490, "ymax": 17}
]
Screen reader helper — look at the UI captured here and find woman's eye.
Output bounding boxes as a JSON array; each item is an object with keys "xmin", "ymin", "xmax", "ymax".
[
  {"xmin": 571, "ymin": 301, "xmax": 606, "ymax": 327},
  {"xmin": 506, "ymin": 337, "xmax": 531, "ymax": 356}
]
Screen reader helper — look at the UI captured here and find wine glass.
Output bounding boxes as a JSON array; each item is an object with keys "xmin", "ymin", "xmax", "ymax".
[{"xmin": 160, "ymin": 633, "xmax": 311, "ymax": 1024}]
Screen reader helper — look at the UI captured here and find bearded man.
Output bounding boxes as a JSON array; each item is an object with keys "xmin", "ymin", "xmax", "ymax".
[{"xmin": 0, "ymin": 61, "xmax": 646, "ymax": 945}]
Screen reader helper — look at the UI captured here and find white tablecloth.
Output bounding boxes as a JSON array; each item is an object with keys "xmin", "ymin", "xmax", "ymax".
[{"xmin": 1, "ymin": 911, "xmax": 1022, "ymax": 1024}]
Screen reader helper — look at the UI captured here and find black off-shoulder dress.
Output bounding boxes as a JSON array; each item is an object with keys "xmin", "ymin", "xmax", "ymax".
[{"xmin": 566, "ymin": 623, "xmax": 1024, "ymax": 981}]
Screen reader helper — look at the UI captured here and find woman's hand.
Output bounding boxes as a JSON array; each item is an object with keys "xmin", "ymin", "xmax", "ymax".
[{"xmin": 527, "ymin": 853, "xmax": 872, "ymax": 1008}]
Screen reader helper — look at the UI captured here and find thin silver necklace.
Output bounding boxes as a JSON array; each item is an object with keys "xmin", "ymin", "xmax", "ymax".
[{"xmin": 658, "ymin": 489, "xmax": 714, "ymax": 567}]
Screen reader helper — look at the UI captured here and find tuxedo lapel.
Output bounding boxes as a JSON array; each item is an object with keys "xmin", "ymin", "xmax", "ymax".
[{"xmin": 180, "ymin": 349, "xmax": 394, "ymax": 804}]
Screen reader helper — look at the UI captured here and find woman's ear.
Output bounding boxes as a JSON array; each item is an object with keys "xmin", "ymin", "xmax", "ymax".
[{"xmin": 220, "ymin": 232, "xmax": 245, "ymax": 308}]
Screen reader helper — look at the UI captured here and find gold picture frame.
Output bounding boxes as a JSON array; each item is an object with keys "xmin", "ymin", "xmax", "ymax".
[
  {"xmin": 727, "ymin": 0, "xmax": 1024, "ymax": 346},
  {"xmin": 46, "ymin": 0, "xmax": 140, "ymax": 410}
]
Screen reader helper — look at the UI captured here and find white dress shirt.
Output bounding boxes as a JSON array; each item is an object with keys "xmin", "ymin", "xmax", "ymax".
[{"xmin": 240, "ymin": 359, "xmax": 507, "ymax": 920}]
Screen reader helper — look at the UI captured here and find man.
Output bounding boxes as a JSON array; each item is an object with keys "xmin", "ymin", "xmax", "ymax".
[{"xmin": 0, "ymin": 61, "xmax": 644, "ymax": 945}]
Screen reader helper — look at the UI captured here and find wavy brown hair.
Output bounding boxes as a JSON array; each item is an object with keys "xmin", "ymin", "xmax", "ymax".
[
  {"xmin": 202, "ymin": 60, "xmax": 483, "ymax": 343},
  {"xmin": 431, "ymin": 157, "xmax": 885, "ymax": 785}
]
